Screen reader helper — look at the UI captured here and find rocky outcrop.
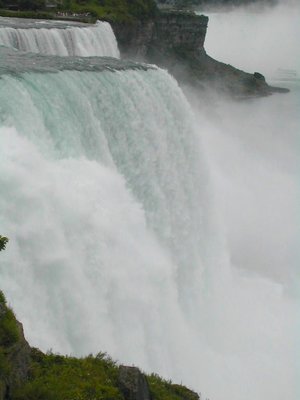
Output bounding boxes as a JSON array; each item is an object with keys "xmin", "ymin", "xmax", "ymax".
[
  {"xmin": 118, "ymin": 366, "xmax": 151, "ymax": 400},
  {"xmin": 112, "ymin": 10, "xmax": 287, "ymax": 97},
  {"xmin": 0, "ymin": 297, "xmax": 31, "ymax": 400},
  {"xmin": 0, "ymin": 289, "xmax": 203, "ymax": 400},
  {"xmin": 112, "ymin": 11, "xmax": 207, "ymax": 59},
  {"xmin": 152, "ymin": 12, "xmax": 208, "ymax": 50}
]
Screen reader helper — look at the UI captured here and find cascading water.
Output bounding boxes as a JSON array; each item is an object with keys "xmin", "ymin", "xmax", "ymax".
[
  {"xmin": 0, "ymin": 18, "xmax": 119, "ymax": 57},
  {"xmin": 0, "ymin": 10, "xmax": 297, "ymax": 400},
  {"xmin": 0, "ymin": 45, "xmax": 214, "ymax": 386}
]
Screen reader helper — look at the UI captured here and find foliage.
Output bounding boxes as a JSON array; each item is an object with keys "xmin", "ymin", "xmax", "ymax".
[
  {"xmin": 64, "ymin": 0, "xmax": 157, "ymax": 22},
  {"xmin": 0, "ymin": 307, "xmax": 19, "ymax": 347},
  {"xmin": 0, "ymin": 291, "xmax": 20, "ymax": 390},
  {"xmin": 147, "ymin": 373, "xmax": 199, "ymax": 400},
  {"xmin": 0, "ymin": 291, "xmax": 5, "ymax": 305},
  {"xmin": 0, "ymin": 8, "xmax": 53, "ymax": 18},
  {"xmin": 0, "ymin": 236, "xmax": 8, "ymax": 252},
  {"xmin": 12, "ymin": 349, "xmax": 123, "ymax": 400},
  {"xmin": 0, "ymin": 0, "xmax": 157, "ymax": 21},
  {"xmin": 0, "ymin": 349, "xmax": 11, "ymax": 379},
  {"xmin": 0, "ymin": 240, "xmax": 198, "ymax": 400},
  {"xmin": 0, "ymin": 292, "xmax": 20, "ymax": 347},
  {"xmin": 0, "ymin": 0, "xmax": 45, "ymax": 11}
]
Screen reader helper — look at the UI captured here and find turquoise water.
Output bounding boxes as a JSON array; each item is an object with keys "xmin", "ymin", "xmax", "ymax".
[
  {"xmin": 0, "ymin": 48, "xmax": 215, "ymax": 394},
  {"xmin": 0, "ymin": 18, "xmax": 119, "ymax": 57},
  {"xmin": 0, "ymin": 10, "xmax": 298, "ymax": 400}
]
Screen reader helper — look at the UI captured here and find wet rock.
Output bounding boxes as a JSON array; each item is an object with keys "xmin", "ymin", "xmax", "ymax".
[{"xmin": 118, "ymin": 365, "xmax": 151, "ymax": 400}]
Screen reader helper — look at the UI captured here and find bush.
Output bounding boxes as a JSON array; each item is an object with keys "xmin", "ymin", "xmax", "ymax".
[
  {"xmin": 0, "ymin": 236, "xmax": 8, "ymax": 252},
  {"xmin": 147, "ymin": 373, "xmax": 199, "ymax": 400},
  {"xmin": 13, "ymin": 351, "xmax": 122, "ymax": 400},
  {"xmin": 0, "ymin": 306, "xmax": 20, "ymax": 347}
]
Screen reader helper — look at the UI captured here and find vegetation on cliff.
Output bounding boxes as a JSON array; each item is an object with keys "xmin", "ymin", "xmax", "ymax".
[
  {"xmin": 0, "ymin": 289, "xmax": 21, "ymax": 397},
  {"xmin": 69, "ymin": 0, "xmax": 158, "ymax": 21},
  {"xmin": 12, "ymin": 350, "xmax": 123, "ymax": 400},
  {"xmin": 0, "ymin": 239, "xmax": 200, "ymax": 400},
  {"xmin": 0, "ymin": 237, "xmax": 8, "ymax": 253},
  {"xmin": 11, "ymin": 348, "xmax": 199, "ymax": 400},
  {"xmin": 0, "ymin": 311, "xmax": 200, "ymax": 400},
  {"xmin": 0, "ymin": 0, "xmax": 157, "ymax": 21}
]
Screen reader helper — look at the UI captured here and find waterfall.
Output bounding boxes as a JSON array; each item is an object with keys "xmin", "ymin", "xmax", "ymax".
[
  {"xmin": 0, "ymin": 14, "xmax": 296, "ymax": 400},
  {"xmin": 0, "ymin": 50, "xmax": 214, "ymax": 380},
  {"xmin": 0, "ymin": 19, "xmax": 119, "ymax": 57}
]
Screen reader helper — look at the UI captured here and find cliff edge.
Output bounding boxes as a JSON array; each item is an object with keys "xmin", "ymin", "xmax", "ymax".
[
  {"xmin": 112, "ymin": 10, "xmax": 288, "ymax": 98},
  {"xmin": 0, "ymin": 292, "xmax": 30, "ymax": 400},
  {"xmin": 0, "ymin": 289, "xmax": 201, "ymax": 400}
]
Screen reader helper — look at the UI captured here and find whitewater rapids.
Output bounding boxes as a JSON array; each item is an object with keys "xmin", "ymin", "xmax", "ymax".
[{"xmin": 0, "ymin": 6, "xmax": 298, "ymax": 400}]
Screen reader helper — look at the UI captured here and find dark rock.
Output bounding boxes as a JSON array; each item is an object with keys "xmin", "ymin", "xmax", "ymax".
[
  {"xmin": 118, "ymin": 365, "xmax": 151, "ymax": 400},
  {"xmin": 152, "ymin": 12, "xmax": 208, "ymax": 51},
  {"xmin": 111, "ymin": 10, "xmax": 282, "ymax": 98},
  {"xmin": 269, "ymin": 85, "xmax": 290, "ymax": 93},
  {"xmin": 253, "ymin": 72, "xmax": 265, "ymax": 81},
  {"xmin": 6, "ymin": 321, "xmax": 31, "ymax": 387},
  {"xmin": 112, "ymin": 11, "xmax": 208, "ymax": 59}
]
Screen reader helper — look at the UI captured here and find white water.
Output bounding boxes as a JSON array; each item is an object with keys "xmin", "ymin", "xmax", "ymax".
[
  {"xmin": 191, "ymin": 1, "xmax": 299, "ymax": 399},
  {"xmin": 0, "ymin": 66, "xmax": 215, "ymax": 385},
  {"xmin": 196, "ymin": 0, "xmax": 300, "ymax": 285},
  {"xmin": 0, "ymin": 7, "xmax": 298, "ymax": 400},
  {"xmin": 0, "ymin": 19, "xmax": 119, "ymax": 57}
]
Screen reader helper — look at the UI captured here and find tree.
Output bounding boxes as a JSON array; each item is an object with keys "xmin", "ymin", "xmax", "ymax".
[{"xmin": 0, "ymin": 236, "xmax": 8, "ymax": 252}]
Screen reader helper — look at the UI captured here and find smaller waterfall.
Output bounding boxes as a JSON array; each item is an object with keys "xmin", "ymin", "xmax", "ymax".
[{"xmin": 0, "ymin": 19, "xmax": 119, "ymax": 57}]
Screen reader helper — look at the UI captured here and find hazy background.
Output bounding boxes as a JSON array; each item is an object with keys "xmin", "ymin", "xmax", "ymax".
[{"xmin": 187, "ymin": 1, "xmax": 299, "ymax": 398}]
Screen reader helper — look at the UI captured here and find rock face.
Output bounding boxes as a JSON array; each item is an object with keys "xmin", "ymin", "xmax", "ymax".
[
  {"xmin": 112, "ymin": 10, "xmax": 285, "ymax": 97},
  {"xmin": 118, "ymin": 366, "xmax": 151, "ymax": 400},
  {"xmin": 112, "ymin": 11, "xmax": 207, "ymax": 58},
  {"xmin": 0, "ymin": 290, "xmax": 203, "ymax": 400},
  {"xmin": 0, "ymin": 299, "xmax": 31, "ymax": 400}
]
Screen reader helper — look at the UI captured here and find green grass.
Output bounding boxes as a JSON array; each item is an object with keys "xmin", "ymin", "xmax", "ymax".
[
  {"xmin": 0, "ymin": 238, "xmax": 200, "ymax": 400},
  {"xmin": 12, "ymin": 353, "xmax": 201, "ymax": 400},
  {"xmin": 0, "ymin": 8, "xmax": 55, "ymax": 18},
  {"xmin": 0, "ymin": 291, "xmax": 201, "ymax": 400},
  {"xmin": 0, "ymin": 291, "xmax": 20, "ymax": 347},
  {"xmin": 0, "ymin": 290, "xmax": 20, "ymax": 391},
  {"xmin": 0, "ymin": 0, "xmax": 157, "ymax": 22},
  {"xmin": 63, "ymin": 0, "xmax": 157, "ymax": 22},
  {"xmin": 148, "ymin": 374, "xmax": 199, "ymax": 400},
  {"xmin": 12, "ymin": 349, "xmax": 123, "ymax": 400}
]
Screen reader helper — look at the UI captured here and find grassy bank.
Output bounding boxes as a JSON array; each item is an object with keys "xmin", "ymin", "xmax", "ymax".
[
  {"xmin": 0, "ymin": 0, "xmax": 158, "ymax": 22},
  {"xmin": 0, "ymin": 289, "xmax": 200, "ymax": 400}
]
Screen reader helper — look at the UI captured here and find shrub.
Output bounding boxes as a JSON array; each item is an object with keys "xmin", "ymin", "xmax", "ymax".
[
  {"xmin": 0, "ymin": 307, "xmax": 20, "ymax": 347},
  {"xmin": 0, "ymin": 236, "xmax": 8, "ymax": 252},
  {"xmin": 13, "ymin": 351, "xmax": 122, "ymax": 400}
]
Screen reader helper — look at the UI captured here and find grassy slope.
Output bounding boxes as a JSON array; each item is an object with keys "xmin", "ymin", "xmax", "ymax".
[
  {"xmin": 69, "ymin": 0, "xmax": 157, "ymax": 21},
  {"xmin": 0, "ymin": 290, "xmax": 199, "ymax": 400},
  {"xmin": 0, "ymin": 291, "xmax": 21, "ymax": 395},
  {"xmin": 0, "ymin": 0, "xmax": 158, "ymax": 22}
]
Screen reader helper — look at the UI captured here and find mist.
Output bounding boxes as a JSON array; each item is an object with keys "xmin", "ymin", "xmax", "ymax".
[
  {"xmin": 184, "ymin": 1, "xmax": 299, "ymax": 399},
  {"xmin": 0, "ymin": 4, "xmax": 298, "ymax": 400},
  {"xmin": 202, "ymin": 0, "xmax": 300, "ymax": 79}
]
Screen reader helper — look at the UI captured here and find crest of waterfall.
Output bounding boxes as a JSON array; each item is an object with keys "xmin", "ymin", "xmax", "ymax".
[{"xmin": 0, "ymin": 19, "xmax": 120, "ymax": 57}]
